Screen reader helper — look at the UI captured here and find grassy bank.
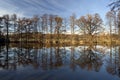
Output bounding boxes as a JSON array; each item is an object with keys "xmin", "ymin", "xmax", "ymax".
[{"xmin": 8, "ymin": 33, "xmax": 120, "ymax": 46}]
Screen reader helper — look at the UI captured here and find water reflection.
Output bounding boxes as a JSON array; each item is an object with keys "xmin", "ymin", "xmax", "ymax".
[
  {"xmin": 74, "ymin": 45, "xmax": 103, "ymax": 72},
  {"xmin": 106, "ymin": 46, "xmax": 120, "ymax": 77},
  {"xmin": 0, "ymin": 44, "xmax": 120, "ymax": 80}
]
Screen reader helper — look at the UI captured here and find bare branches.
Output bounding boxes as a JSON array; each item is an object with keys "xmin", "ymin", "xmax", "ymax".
[
  {"xmin": 54, "ymin": 16, "xmax": 62, "ymax": 34},
  {"xmin": 108, "ymin": 0, "xmax": 120, "ymax": 11},
  {"xmin": 76, "ymin": 13, "xmax": 103, "ymax": 35}
]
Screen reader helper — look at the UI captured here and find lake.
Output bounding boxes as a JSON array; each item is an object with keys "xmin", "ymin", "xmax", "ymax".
[{"xmin": 0, "ymin": 43, "xmax": 120, "ymax": 80}]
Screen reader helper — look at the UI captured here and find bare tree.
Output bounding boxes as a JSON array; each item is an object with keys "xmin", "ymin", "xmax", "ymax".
[
  {"xmin": 76, "ymin": 16, "xmax": 86, "ymax": 34},
  {"xmin": 49, "ymin": 14, "xmax": 55, "ymax": 43},
  {"xmin": 11, "ymin": 14, "xmax": 17, "ymax": 42},
  {"xmin": 32, "ymin": 15, "xmax": 39, "ymax": 42},
  {"xmin": 62, "ymin": 18, "xmax": 68, "ymax": 43},
  {"xmin": 41, "ymin": 14, "xmax": 48, "ymax": 34},
  {"xmin": 108, "ymin": 0, "xmax": 120, "ymax": 11},
  {"xmin": 70, "ymin": 14, "xmax": 76, "ymax": 42},
  {"xmin": 54, "ymin": 16, "xmax": 62, "ymax": 42},
  {"xmin": 3, "ymin": 14, "xmax": 10, "ymax": 43},
  {"xmin": 108, "ymin": 0, "xmax": 120, "ymax": 36},
  {"xmin": 117, "ymin": 11, "xmax": 120, "ymax": 35},
  {"xmin": 106, "ymin": 11, "xmax": 115, "ymax": 38},
  {"xmin": 11, "ymin": 14, "xmax": 17, "ymax": 34},
  {"xmin": 76, "ymin": 13, "xmax": 103, "ymax": 41}
]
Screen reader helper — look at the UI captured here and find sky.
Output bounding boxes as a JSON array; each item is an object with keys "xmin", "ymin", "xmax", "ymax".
[{"xmin": 0, "ymin": 0, "xmax": 111, "ymax": 19}]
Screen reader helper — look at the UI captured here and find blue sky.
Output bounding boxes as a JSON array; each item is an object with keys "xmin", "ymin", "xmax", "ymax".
[{"xmin": 0, "ymin": 0, "xmax": 111, "ymax": 19}]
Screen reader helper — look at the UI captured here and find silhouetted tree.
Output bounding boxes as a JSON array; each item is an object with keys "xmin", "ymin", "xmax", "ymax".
[
  {"xmin": 108, "ymin": 0, "xmax": 120, "ymax": 11},
  {"xmin": 0, "ymin": 17, "xmax": 4, "ymax": 37},
  {"xmin": 3, "ymin": 14, "xmax": 10, "ymax": 43}
]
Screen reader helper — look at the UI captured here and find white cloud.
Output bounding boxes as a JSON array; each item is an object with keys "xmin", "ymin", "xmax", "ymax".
[
  {"xmin": 0, "ymin": 9, "xmax": 25, "ymax": 18},
  {"xmin": 0, "ymin": 0, "xmax": 26, "ymax": 17},
  {"xmin": 0, "ymin": 0, "xmax": 110, "ymax": 20}
]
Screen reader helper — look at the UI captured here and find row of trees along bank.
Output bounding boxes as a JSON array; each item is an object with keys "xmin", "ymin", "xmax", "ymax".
[{"xmin": 0, "ymin": 11, "xmax": 120, "ymax": 44}]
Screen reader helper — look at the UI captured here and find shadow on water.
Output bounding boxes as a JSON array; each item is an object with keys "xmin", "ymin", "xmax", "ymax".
[{"xmin": 0, "ymin": 43, "xmax": 120, "ymax": 80}]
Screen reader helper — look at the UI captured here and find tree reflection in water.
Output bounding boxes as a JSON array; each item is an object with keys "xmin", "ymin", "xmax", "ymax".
[
  {"xmin": 0, "ymin": 44, "xmax": 120, "ymax": 78},
  {"xmin": 74, "ymin": 45, "xmax": 103, "ymax": 72},
  {"xmin": 106, "ymin": 46, "xmax": 120, "ymax": 77},
  {"xmin": 70, "ymin": 46, "xmax": 76, "ymax": 71}
]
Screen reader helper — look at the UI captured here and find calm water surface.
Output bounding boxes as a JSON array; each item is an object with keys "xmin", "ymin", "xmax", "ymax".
[{"xmin": 0, "ymin": 44, "xmax": 120, "ymax": 80}]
